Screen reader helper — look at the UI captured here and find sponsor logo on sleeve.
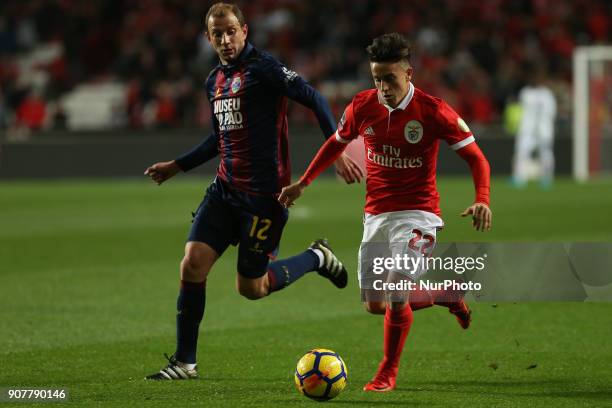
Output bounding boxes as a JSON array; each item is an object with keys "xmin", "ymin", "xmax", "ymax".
[
  {"xmin": 338, "ymin": 110, "xmax": 347, "ymax": 131},
  {"xmin": 281, "ymin": 66, "xmax": 299, "ymax": 82},
  {"xmin": 458, "ymin": 117, "xmax": 470, "ymax": 133}
]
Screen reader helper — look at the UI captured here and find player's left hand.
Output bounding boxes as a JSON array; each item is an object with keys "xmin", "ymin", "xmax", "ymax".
[
  {"xmin": 334, "ymin": 153, "xmax": 364, "ymax": 184},
  {"xmin": 278, "ymin": 181, "xmax": 306, "ymax": 208},
  {"xmin": 461, "ymin": 203, "xmax": 492, "ymax": 232}
]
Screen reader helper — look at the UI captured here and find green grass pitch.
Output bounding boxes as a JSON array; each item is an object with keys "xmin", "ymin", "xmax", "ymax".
[{"xmin": 1, "ymin": 177, "xmax": 611, "ymax": 407}]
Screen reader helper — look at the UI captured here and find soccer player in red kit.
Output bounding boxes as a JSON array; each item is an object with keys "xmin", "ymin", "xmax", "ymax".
[{"xmin": 279, "ymin": 33, "xmax": 492, "ymax": 392}]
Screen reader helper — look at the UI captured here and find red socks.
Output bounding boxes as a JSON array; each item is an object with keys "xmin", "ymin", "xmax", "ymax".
[{"xmin": 380, "ymin": 304, "xmax": 414, "ymax": 376}]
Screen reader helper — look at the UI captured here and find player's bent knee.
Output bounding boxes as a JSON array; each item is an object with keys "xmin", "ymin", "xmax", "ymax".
[
  {"xmin": 239, "ymin": 289, "xmax": 265, "ymax": 300},
  {"xmin": 180, "ymin": 257, "xmax": 203, "ymax": 281},
  {"xmin": 364, "ymin": 301, "xmax": 386, "ymax": 314},
  {"xmin": 237, "ymin": 285, "xmax": 267, "ymax": 300},
  {"xmin": 236, "ymin": 275, "xmax": 269, "ymax": 300},
  {"xmin": 180, "ymin": 242, "xmax": 218, "ymax": 282}
]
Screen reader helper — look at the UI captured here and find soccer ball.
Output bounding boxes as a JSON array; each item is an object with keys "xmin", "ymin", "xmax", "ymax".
[{"xmin": 294, "ymin": 348, "xmax": 348, "ymax": 401}]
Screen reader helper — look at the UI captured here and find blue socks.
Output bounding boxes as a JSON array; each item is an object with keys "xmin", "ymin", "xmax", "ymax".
[
  {"xmin": 175, "ymin": 280, "xmax": 206, "ymax": 364},
  {"xmin": 174, "ymin": 250, "xmax": 319, "ymax": 363},
  {"xmin": 267, "ymin": 249, "xmax": 320, "ymax": 292}
]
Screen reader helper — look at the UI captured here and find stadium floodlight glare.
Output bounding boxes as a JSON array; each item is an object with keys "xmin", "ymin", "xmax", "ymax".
[{"xmin": 572, "ymin": 46, "xmax": 612, "ymax": 181}]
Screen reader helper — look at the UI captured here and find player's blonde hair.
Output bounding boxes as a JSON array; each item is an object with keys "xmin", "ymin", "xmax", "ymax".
[{"xmin": 205, "ymin": 2, "xmax": 246, "ymax": 31}]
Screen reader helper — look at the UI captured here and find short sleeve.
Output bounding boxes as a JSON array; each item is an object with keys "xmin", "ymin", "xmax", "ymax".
[
  {"xmin": 436, "ymin": 101, "xmax": 474, "ymax": 151},
  {"xmin": 335, "ymin": 101, "xmax": 358, "ymax": 143}
]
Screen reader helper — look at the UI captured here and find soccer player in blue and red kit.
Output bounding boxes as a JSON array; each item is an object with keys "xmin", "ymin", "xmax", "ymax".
[
  {"xmin": 144, "ymin": 2, "xmax": 363, "ymax": 380},
  {"xmin": 280, "ymin": 33, "xmax": 492, "ymax": 392}
]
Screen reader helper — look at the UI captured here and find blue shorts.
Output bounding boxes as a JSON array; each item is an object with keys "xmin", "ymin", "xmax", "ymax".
[{"xmin": 188, "ymin": 177, "xmax": 289, "ymax": 279}]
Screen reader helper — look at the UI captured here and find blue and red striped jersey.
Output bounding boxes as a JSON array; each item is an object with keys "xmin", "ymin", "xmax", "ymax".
[{"xmin": 175, "ymin": 43, "xmax": 336, "ymax": 195}]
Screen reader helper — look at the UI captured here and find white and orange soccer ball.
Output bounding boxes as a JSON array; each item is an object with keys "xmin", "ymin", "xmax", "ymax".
[{"xmin": 294, "ymin": 348, "xmax": 348, "ymax": 401}]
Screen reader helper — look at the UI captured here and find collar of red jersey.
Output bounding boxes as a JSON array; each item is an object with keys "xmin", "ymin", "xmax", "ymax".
[{"xmin": 378, "ymin": 82, "xmax": 414, "ymax": 112}]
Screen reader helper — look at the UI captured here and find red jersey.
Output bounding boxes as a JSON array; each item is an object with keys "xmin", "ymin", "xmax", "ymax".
[{"xmin": 336, "ymin": 84, "xmax": 475, "ymax": 216}]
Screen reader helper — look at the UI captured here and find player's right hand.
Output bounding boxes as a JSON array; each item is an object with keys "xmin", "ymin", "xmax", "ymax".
[
  {"xmin": 144, "ymin": 160, "xmax": 181, "ymax": 185},
  {"xmin": 334, "ymin": 153, "xmax": 364, "ymax": 184},
  {"xmin": 278, "ymin": 181, "xmax": 306, "ymax": 208},
  {"xmin": 461, "ymin": 202, "xmax": 492, "ymax": 232}
]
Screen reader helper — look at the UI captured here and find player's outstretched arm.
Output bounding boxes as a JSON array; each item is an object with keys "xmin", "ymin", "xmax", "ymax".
[
  {"xmin": 278, "ymin": 135, "xmax": 347, "ymax": 208},
  {"xmin": 145, "ymin": 132, "xmax": 219, "ymax": 185},
  {"xmin": 294, "ymin": 88, "xmax": 363, "ymax": 184},
  {"xmin": 278, "ymin": 180, "xmax": 305, "ymax": 208},
  {"xmin": 173, "ymin": 132, "xmax": 219, "ymax": 172},
  {"xmin": 256, "ymin": 56, "xmax": 362, "ymax": 184},
  {"xmin": 334, "ymin": 153, "xmax": 364, "ymax": 184},
  {"xmin": 144, "ymin": 160, "xmax": 181, "ymax": 185},
  {"xmin": 454, "ymin": 142, "xmax": 491, "ymax": 231},
  {"xmin": 461, "ymin": 203, "xmax": 492, "ymax": 232},
  {"xmin": 288, "ymin": 79, "xmax": 363, "ymax": 184}
]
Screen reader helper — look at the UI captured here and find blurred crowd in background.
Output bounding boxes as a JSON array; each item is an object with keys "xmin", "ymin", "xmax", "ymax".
[{"xmin": 0, "ymin": 0, "xmax": 610, "ymax": 135}]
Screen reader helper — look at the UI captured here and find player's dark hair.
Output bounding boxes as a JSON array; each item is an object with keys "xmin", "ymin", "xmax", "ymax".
[
  {"xmin": 366, "ymin": 33, "xmax": 412, "ymax": 63},
  {"xmin": 205, "ymin": 2, "xmax": 246, "ymax": 29}
]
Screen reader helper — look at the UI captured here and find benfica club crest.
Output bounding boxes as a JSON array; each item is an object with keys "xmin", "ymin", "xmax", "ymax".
[
  {"xmin": 231, "ymin": 76, "xmax": 242, "ymax": 94},
  {"xmin": 404, "ymin": 120, "xmax": 423, "ymax": 144}
]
